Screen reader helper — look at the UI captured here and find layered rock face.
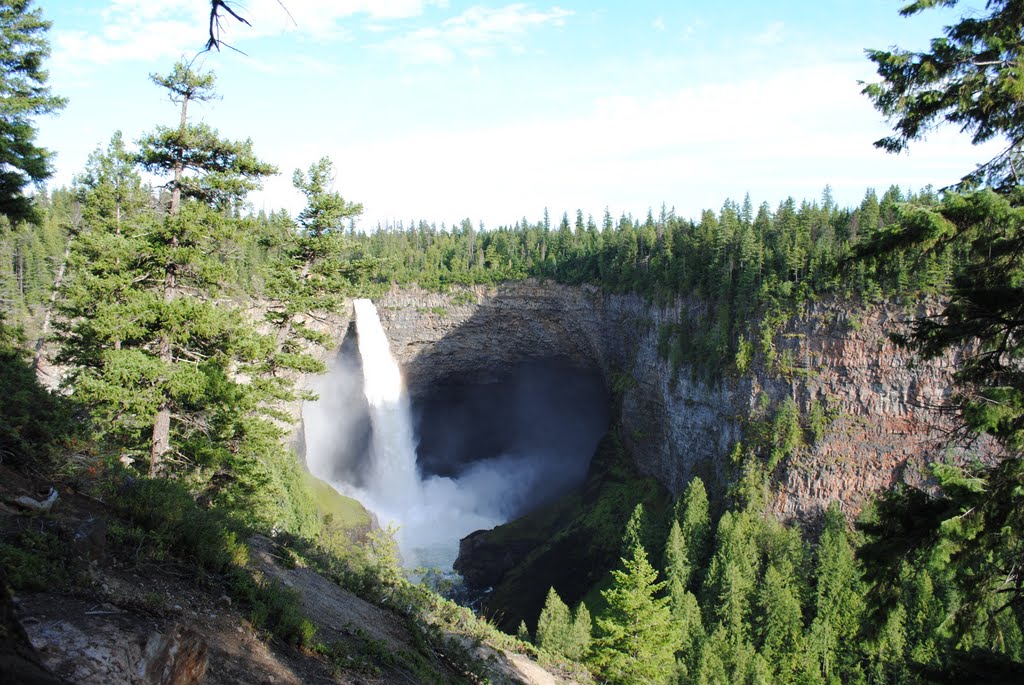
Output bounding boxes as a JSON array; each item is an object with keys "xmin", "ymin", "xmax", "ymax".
[
  {"xmin": 761, "ymin": 301, "xmax": 986, "ymax": 521},
  {"xmin": 370, "ymin": 281, "xmax": 984, "ymax": 523}
]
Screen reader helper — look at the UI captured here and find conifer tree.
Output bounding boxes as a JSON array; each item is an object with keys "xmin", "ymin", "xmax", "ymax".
[
  {"xmin": 591, "ymin": 543, "xmax": 675, "ymax": 684},
  {"xmin": 694, "ymin": 628, "xmax": 730, "ymax": 685},
  {"xmin": 663, "ymin": 519, "xmax": 688, "ymax": 591},
  {"xmin": 756, "ymin": 564, "xmax": 806, "ymax": 682},
  {"xmin": 860, "ymin": 6, "xmax": 1024, "ymax": 658},
  {"xmin": 56, "ymin": 134, "xmax": 159, "ymax": 448},
  {"xmin": 536, "ymin": 586, "xmax": 573, "ymax": 656},
  {"xmin": 58, "ymin": 63, "xmax": 279, "ymax": 485},
  {"xmin": 133, "ymin": 60, "xmax": 275, "ymax": 472},
  {"xmin": 622, "ymin": 502, "xmax": 648, "ymax": 557},
  {"xmin": 261, "ymin": 156, "xmax": 365, "ymax": 380},
  {"xmin": 808, "ymin": 503, "xmax": 865, "ymax": 683},
  {"xmin": 677, "ymin": 476, "xmax": 712, "ymax": 589},
  {"xmin": 0, "ymin": 0, "xmax": 66, "ymax": 220},
  {"xmin": 516, "ymin": 620, "xmax": 531, "ymax": 643},
  {"xmin": 567, "ymin": 602, "xmax": 592, "ymax": 661}
]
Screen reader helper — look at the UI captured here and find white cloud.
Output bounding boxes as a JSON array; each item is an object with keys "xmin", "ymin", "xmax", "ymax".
[
  {"xmin": 51, "ymin": 0, "xmax": 449, "ymax": 70},
  {"xmin": 248, "ymin": 60, "xmax": 1001, "ymax": 229},
  {"xmin": 374, "ymin": 4, "xmax": 574, "ymax": 65},
  {"xmin": 652, "ymin": 17, "xmax": 665, "ymax": 32},
  {"xmin": 753, "ymin": 20, "xmax": 785, "ymax": 46}
]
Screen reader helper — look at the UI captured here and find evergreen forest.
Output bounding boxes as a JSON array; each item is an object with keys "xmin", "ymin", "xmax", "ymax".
[{"xmin": 2, "ymin": 1, "xmax": 1024, "ymax": 683}]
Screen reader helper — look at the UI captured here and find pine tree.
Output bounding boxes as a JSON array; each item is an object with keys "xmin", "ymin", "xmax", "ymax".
[
  {"xmin": 663, "ymin": 519, "xmax": 689, "ymax": 590},
  {"xmin": 132, "ymin": 61, "xmax": 275, "ymax": 473},
  {"xmin": 756, "ymin": 564, "xmax": 805, "ymax": 682},
  {"xmin": 860, "ymin": 6, "xmax": 1024, "ymax": 654},
  {"xmin": 591, "ymin": 543, "xmax": 675, "ymax": 685},
  {"xmin": 622, "ymin": 502, "xmax": 648, "ymax": 558},
  {"xmin": 516, "ymin": 620, "xmax": 531, "ymax": 643},
  {"xmin": 695, "ymin": 630, "xmax": 730, "ymax": 685},
  {"xmin": 57, "ymin": 64, "xmax": 282, "ymax": 487},
  {"xmin": 667, "ymin": 573, "xmax": 704, "ymax": 681},
  {"xmin": 55, "ymin": 134, "xmax": 160, "ymax": 449},
  {"xmin": 808, "ymin": 503, "xmax": 865, "ymax": 683},
  {"xmin": 677, "ymin": 476, "xmax": 712, "ymax": 589},
  {"xmin": 262, "ymin": 156, "xmax": 364, "ymax": 370}
]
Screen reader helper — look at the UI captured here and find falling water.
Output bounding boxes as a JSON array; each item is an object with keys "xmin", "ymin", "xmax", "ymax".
[
  {"xmin": 352, "ymin": 298, "xmax": 420, "ymax": 506},
  {"xmin": 348, "ymin": 298, "xmax": 503, "ymax": 569}
]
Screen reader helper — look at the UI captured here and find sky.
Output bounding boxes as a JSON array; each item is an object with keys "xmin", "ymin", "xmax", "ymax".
[{"xmin": 36, "ymin": 0, "xmax": 1000, "ymax": 230}]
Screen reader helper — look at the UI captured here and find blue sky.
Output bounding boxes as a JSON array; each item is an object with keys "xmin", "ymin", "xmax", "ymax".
[{"xmin": 37, "ymin": 0, "xmax": 998, "ymax": 229}]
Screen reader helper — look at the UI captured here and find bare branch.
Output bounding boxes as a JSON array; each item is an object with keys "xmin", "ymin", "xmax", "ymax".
[{"xmin": 204, "ymin": 0, "xmax": 252, "ymax": 54}]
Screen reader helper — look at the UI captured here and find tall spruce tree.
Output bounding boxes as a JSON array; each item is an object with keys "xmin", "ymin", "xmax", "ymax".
[
  {"xmin": 808, "ymin": 503, "xmax": 865, "ymax": 683},
  {"xmin": 56, "ymin": 134, "xmax": 159, "ymax": 449},
  {"xmin": 134, "ymin": 60, "xmax": 275, "ymax": 473},
  {"xmin": 58, "ymin": 63, "xmax": 276, "ymax": 478},
  {"xmin": 260, "ymin": 156, "xmax": 365, "ymax": 380},
  {"xmin": 0, "ymin": 0, "xmax": 65, "ymax": 221},
  {"xmin": 676, "ymin": 476, "xmax": 712, "ymax": 590},
  {"xmin": 591, "ymin": 542, "xmax": 675, "ymax": 685}
]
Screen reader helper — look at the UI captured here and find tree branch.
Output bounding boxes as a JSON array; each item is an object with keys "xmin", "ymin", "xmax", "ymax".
[{"xmin": 205, "ymin": 0, "xmax": 251, "ymax": 53}]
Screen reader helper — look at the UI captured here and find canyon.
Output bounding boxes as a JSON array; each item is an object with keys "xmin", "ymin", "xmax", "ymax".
[{"xmin": 299, "ymin": 280, "xmax": 990, "ymax": 629}]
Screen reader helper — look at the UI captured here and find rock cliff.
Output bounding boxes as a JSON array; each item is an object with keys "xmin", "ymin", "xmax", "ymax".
[{"xmin": 371, "ymin": 281, "xmax": 986, "ymax": 523}]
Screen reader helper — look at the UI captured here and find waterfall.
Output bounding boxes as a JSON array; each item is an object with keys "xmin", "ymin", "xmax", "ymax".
[
  {"xmin": 303, "ymin": 297, "xmax": 603, "ymax": 572},
  {"xmin": 352, "ymin": 298, "xmax": 420, "ymax": 506},
  {"xmin": 347, "ymin": 298, "xmax": 503, "ymax": 570}
]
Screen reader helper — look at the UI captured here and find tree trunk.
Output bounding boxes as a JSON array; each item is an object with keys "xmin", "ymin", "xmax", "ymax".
[
  {"xmin": 150, "ymin": 99, "xmax": 186, "ymax": 475},
  {"xmin": 32, "ymin": 233, "xmax": 73, "ymax": 371}
]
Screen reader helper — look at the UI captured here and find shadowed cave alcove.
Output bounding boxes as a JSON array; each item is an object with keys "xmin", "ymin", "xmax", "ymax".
[{"xmin": 410, "ymin": 358, "xmax": 610, "ymax": 520}]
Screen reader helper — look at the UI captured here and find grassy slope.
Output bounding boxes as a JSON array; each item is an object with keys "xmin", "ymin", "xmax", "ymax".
[{"xmin": 302, "ymin": 471, "xmax": 372, "ymax": 534}]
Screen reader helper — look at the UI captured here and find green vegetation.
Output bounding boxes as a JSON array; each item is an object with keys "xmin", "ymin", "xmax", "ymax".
[
  {"xmin": 513, "ymin": 485, "xmax": 1022, "ymax": 684},
  {"xmin": 0, "ymin": 44, "xmax": 533, "ymax": 684},
  {"xmin": 349, "ymin": 185, "xmax": 944, "ymax": 383},
  {"xmin": 0, "ymin": 0, "xmax": 66, "ymax": 221},
  {"xmin": 3, "ymin": 0, "xmax": 1024, "ymax": 682},
  {"xmin": 535, "ymin": 586, "xmax": 592, "ymax": 660},
  {"xmin": 303, "ymin": 471, "xmax": 373, "ymax": 534},
  {"xmin": 591, "ymin": 542, "xmax": 675, "ymax": 684}
]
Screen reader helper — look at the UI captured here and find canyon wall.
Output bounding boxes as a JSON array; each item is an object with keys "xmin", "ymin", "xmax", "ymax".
[{"xmin": 371, "ymin": 281, "xmax": 982, "ymax": 522}]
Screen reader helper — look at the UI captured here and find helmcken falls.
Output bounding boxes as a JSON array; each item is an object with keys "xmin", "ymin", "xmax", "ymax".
[{"xmin": 304, "ymin": 299, "xmax": 503, "ymax": 569}]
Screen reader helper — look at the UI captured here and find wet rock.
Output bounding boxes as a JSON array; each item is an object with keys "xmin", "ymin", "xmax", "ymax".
[{"xmin": 454, "ymin": 529, "xmax": 534, "ymax": 589}]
